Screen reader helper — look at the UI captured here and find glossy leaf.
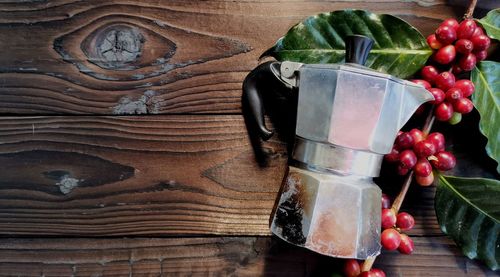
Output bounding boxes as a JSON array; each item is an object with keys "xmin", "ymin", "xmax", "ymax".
[
  {"xmin": 263, "ymin": 9, "xmax": 432, "ymax": 79},
  {"xmin": 477, "ymin": 9, "xmax": 500, "ymax": 40},
  {"xmin": 435, "ymin": 175, "xmax": 500, "ymax": 270},
  {"xmin": 471, "ymin": 61, "xmax": 500, "ymax": 174}
]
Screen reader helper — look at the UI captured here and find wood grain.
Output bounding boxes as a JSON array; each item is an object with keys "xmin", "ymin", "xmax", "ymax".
[
  {"xmin": 0, "ymin": 115, "xmax": 481, "ymax": 237},
  {"xmin": 0, "ymin": 236, "xmax": 494, "ymax": 277},
  {"xmin": 0, "ymin": 0, "xmax": 459, "ymax": 114}
]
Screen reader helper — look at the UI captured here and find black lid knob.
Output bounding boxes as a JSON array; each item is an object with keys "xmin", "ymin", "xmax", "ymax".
[{"xmin": 345, "ymin": 35, "xmax": 374, "ymax": 65}]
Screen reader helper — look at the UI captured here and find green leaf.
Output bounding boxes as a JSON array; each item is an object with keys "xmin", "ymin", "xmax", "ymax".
[
  {"xmin": 477, "ymin": 9, "xmax": 500, "ymax": 40},
  {"xmin": 263, "ymin": 9, "xmax": 432, "ymax": 79},
  {"xmin": 471, "ymin": 61, "xmax": 500, "ymax": 174},
  {"xmin": 435, "ymin": 175, "xmax": 500, "ymax": 270}
]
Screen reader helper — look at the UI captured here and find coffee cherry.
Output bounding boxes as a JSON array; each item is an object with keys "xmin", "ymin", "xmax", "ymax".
[
  {"xmin": 457, "ymin": 19, "xmax": 477, "ymax": 39},
  {"xmin": 435, "ymin": 102, "xmax": 454, "ymax": 121},
  {"xmin": 382, "ymin": 194, "xmax": 392, "ymax": 209},
  {"xmin": 414, "ymin": 140, "xmax": 436, "ymax": 158},
  {"xmin": 381, "ymin": 208, "xmax": 397, "ymax": 229},
  {"xmin": 343, "ymin": 259, "xmax": 361, "ymax": 277},
  {"xmin": 415, "ymin": 104, "xmax": 426, "ymax": 116},
  {"xmin": 399, "ymin": 150, "xmax": 417, "ymax": 169},
  {"xmin": 435, "ymin": 25, "xmax": 457, "ymax": 44},
  {"xmin": 455, "ymin": 39, "xmax": 473, "ymax": 54},
  {"xmin": 411, "ymin": 79, "xmax": 431, "ymax": 89},
  {"xmin": 440, "ymin": 18, "xmax": 459, "ymax": 30},
  {"xmin": 421, "ymin": 65, "xmax": 439, "ymax": 83},
  {"xmin": 427, "ymin": 88, "xmax": 445, "ymax": 105},
  {"xmin": 385, "ymin": 147, "xmax": 400, "ymax": 162},
  {"xmin": 395, "ymin": 132, "xmax": 414, "ymax": 150},
  {"xmin": 471, "ymin": 35, "xmax": 491, "ymax": 51},
  {"xmin": 448, "ymin": 112, "xmax": 462, "ymax": 125},
  {"xmin": 427, "ymin": 132, "xmax": 445, "ymax": 152},
  {"xmin": 415, "ymin": 171, "xmax": 435, "ymax": 186},
  {"xmin": 358, "ymin": 271, "xmax": 373, "ymax": 277},
  {"xmin": 445, "ymin": 87, "xmax": 463, "ymax": 102},
  {"xmin": 398, "ymin": 234, "xmax": 415, "ymax": 254},
  {"xmin": 474, "ymin": 50, "xmax": 488, "ymax": 61},
  {"xmin": 454, "ymin": 79, "xmax": 475, "ymax": 97},
  {"xmin": 459, "ymin": 52, "xmax": 477, "ymax": 71},
  {"xmin": 472, "ymin": 26, "xmax": 485, "ymax": 37},
  {"xmin": 431, "ymin": 151, "xmax": 456, "ymax": 171},
  {"xmin": 396, "ymin": 212, "xmax": 415, "ymax": 231},
  {"xmin": 414, "ymin": 158, "xmax": 433, "ymax": 177},
  {"xmin": 370, "ymin": 269, "xmax": 386, "ymax": 277},
  {"xmin": 409, "ymin": 128, "xmax": 425, "ymax": 144},
  {"xmin": 397, "ymin": 164, "xmax": 410, "ymax": 176},
  {"xmin": 381, "ymin": 229, "xmax": 401, "ymax": 251},
  {"xmin": 433, "ymin": 45, "xmax": 456, "ymax": 64},
  {"xmin": 434, "ymin": 72, "xmax": 455, "ymax": 91},
  {"xmin": 453, "ymin": 98, "xmax": 474, "ymax": 114},
  {"xmin": 427, "ymin": 34, "xmax": 443, "ymax": 49}
]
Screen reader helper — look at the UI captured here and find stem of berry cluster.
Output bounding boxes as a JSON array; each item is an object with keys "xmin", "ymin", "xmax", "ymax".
[{"xmin": 464, "ymin": 0, "xmax": 478, "ymax": 19}]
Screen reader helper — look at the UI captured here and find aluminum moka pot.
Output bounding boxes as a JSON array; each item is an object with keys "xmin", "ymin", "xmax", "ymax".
[{"xmin": 242, "ymin": 35, "xmax": 434, "ymax": 259}]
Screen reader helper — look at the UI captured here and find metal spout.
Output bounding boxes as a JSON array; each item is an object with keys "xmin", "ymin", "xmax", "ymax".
[{"xmin": 397, "ymin": 81, "xmax": 435, "ymax": 131}]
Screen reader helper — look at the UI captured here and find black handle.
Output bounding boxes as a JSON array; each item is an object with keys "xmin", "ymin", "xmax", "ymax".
[
  {"xmin": 345, "ymin": 35, "xmax": 374, "ymax": 65},
  {"xmin": 242, "ymin": 61, "xmax": 286, "ymax": 140}
]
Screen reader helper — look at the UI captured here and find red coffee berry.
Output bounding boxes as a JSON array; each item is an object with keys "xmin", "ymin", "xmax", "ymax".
[
  {"xmin": 399, "ymin": 150, "xmax": 417, "ymax": 169},
  {"xmin": 421, "ymin": 65, "xmax": 439, "ymax": 83},
  {"xmin": 385, "ymin": 147, "xmax": 400, "ymax": 162},
  {"xmin": 415, "ymin": 104, "xmax": 426, "ymax": 116},
  {"xmin": 455, "ymin": 39, "xmax": 473, "ymax": 54},
  {"xmin": 472, "ymin": 26, "xmax": 485, "ymax": 37},
  {"xmin": 433, "ymin": 45, "xmax": 456, "ymax": 64},
  {"xmin": 474, "ymin": 50, "xmax": 488, "ymax": 61},
  {"xmin": 431, "ymin": 151, "xmax": 456, "ymax": 171},
  {"xmin": 358, "ymin": 272, "xmax": 372, "ymax": 277},
  {"xmin": 396, "ymin": 212, "xmax": 415, "ymax": 231},
  {"xmin": 427, "ymin": 88, "xmax": 445, "ymax": 105},
  {"xmin": 457, "ymin": 19, "xmax": 477, "ymax": 39},
  {"xmin": 435, "ymin": 25, "xmax": 457, "ymax": 45},
  {"xmin": 411, "ymin": 79, "xmax": 431, "ymax": 89},
  {"xmin": 395, "ymin": 132, "xmax": 414, "ymax": 150},
  {"xmin": 434, "ymin": 72, "xmax": 456, "ymax": 91},
  {"xmin": 371, "ymin": 269, "xmax": 386, "ymax": 277},
  {"xmin": 459, "ymin": 52, "xmax": 477, "ymax": 71},
  {"xmin": 454, "ymin": 79, "xmax": 475, "ymax": 97},
  {"xmin": 381, "ymin": 208, "xmax": 397, "ymax": 229},
  {"xmin": 453, "ymin": 97, "xmax": 474, "ymax": 114},
  {"xmin": 427, "ymin": 132, "xmax": 445, "ymax": 152},
  {"xmin": 382, "ymin": 194, "xmax": 392, "ymax": 209},
  {"xmin": 381, "ymin": 228, "xmax": 401, "ymax": 251},
  {"xmin": 343, "ymin": 259, "xmax": 361, "ymax": 277},
  {"xmin": 397, "ymin": 164, "xmax": 410, "ymax": 176},
  {"xmin": 445, "ymin": 87, "xmax": 463, "ymax": 102},
  {"xmin": 409, "ymin": 128, "xmax": 425, "ymax": 144},
  {"xmin": 415, "ymin": 158, "xmax": 433, "ymax": 177},
  {"xmin": 414, "ymin": 140, "xmax": 436, "ymax": 158},
  {"xmin": 427, "ymin": 34, "xmax": 443, "ymax": 49},
  {"xmin": 440, "ymin": 18, "xmax": 459, "ymax": 30},
  {"xmin": 398, "ymin": 234, "xmax": 415, "ymax": 254},
  {"xmin": 415, "ymin": 171, "xmax": 435, "ymax": 186},
  {"xmin": 435, "ymin": 102, "xmax": 454, "ymax": 121},
  {"xmin": 471, "ymin": 35, "xmax": 491, "ymax": 51},
  {"xmin": 449, "ymin": 112, "xmax": 462, "ymax": 125}
]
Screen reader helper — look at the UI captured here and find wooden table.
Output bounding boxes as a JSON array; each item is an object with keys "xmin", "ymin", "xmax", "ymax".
[{"xmin": 0, "ymin": 1, "xmax": 496, "ymax": 276}]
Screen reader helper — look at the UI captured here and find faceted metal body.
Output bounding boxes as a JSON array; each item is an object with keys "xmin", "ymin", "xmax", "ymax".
[
  {"xmin": 269, "ymin": 62, "xmax": 434, "ymax": 259},
  {"xmin": 271, "ymin": 166, "xmax": 381, "ymax": 259}
]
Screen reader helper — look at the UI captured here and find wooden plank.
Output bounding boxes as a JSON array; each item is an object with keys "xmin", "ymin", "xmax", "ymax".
[
  {"xmin": 1, "ymin": 115, "xmax": 491, "ymax": 237},
  {"xmin": 0, "ymin": 0, "xmax": 458, "ymax": 114},
  {"xmin": 0, "ymin": 236, "xmax": 495, "ymax": 276}
]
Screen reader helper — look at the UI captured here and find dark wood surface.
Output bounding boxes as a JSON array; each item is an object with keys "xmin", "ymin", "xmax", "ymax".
[
  {"xmin": 0, "ymin": 0, "xmax": 497, "ymax": 276},
  {"xmin": 0, "ymin": 0, "xmax": 454, "ymax": 115}
]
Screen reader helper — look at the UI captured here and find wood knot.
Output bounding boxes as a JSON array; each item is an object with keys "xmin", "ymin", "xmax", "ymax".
[{"xmin": 82, "ymin": 24, "xmax": 145, "ymax": 70}]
